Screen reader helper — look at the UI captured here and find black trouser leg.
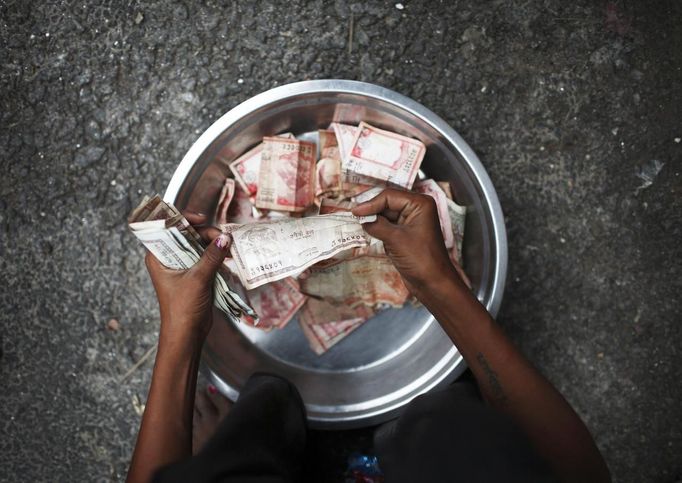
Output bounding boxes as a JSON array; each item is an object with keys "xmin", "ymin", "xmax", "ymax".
[{"xmin": 154, "ymin": 373, "xmax": 307, "ymax": 483}]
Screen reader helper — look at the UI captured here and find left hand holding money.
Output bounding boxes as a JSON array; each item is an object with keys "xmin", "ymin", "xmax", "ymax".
[{"xmin": 145, "ymin": 232, "xmax": 231, "ymax": 343}]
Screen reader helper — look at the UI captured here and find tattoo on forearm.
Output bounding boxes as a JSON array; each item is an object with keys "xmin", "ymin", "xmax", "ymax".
[{"xmin": 476, "ymin": 352, "xmax": 507, "ymax": 404}]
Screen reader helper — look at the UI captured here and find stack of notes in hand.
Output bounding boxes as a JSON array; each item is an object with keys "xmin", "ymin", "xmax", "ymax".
[
  {"xmin": 128, "ymin": 195, "xmax": 258, "ymax": 325},
  {"xmin": 131, "ymin": 121, "xmax": 468, "ymax": 355}
]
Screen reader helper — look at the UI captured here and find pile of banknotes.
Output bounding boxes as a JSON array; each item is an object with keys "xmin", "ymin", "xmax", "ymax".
[{"xmin": 130, "ymin": 121, "xmax": 467, "ymax": 355}]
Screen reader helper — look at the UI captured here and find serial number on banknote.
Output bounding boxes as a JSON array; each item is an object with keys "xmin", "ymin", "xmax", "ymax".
[
  {"xmin": 248, "ymin": 260, "xmax": 285, "ymax": 276},
  {"xmin": 330, "ymin": 234, "xmax": 368, "ymax": 248},
  {"xmin": 280, "ymin": 143, "xmax": 314, "ymax": 155}
]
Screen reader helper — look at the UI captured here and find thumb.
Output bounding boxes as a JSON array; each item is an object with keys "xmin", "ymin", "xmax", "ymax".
[
  {"xmin": 361, "ymin": 215, "xmax": 398, "ymax": 242},
  {"xmin": 191, "ymin": 233, "xmax": 231, "ymax": 281}
]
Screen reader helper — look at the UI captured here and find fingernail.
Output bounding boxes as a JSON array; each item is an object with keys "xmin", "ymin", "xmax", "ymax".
[
  {"xmin": 215, "ymin": 233, "xmax": 231, "ymax": 249},
  {"xmin": 207, "ymin": 384, "xmax": 217, "ymax": 395}
]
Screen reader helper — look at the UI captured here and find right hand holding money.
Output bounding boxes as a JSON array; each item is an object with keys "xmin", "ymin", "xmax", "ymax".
[{"xmin": 352, "ymin": 188, "xmax": 463, "ymax": 296}]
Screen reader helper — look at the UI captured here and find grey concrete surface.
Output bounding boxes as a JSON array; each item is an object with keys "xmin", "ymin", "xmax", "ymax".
[{"xmin": 1, "ymin": 1, "xmax": 680, "ymax": 482}]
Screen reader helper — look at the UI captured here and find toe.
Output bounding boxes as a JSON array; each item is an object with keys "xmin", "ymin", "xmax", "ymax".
[
  {"xmin": 206, "ymin": 385, "xmax": 232, "ymax": 419},
  {"xmin": 192, "ymin": 386, "xmax": 232, "ymax": 455},
  {"xmin": 195, "ymin": 390, "xmax": 218, "ymax": 419}
]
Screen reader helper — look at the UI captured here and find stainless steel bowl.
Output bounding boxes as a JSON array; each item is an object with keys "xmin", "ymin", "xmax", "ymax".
[{"xmin": 164, "ymin": 80, "xmax": 507, "ymax": 429}]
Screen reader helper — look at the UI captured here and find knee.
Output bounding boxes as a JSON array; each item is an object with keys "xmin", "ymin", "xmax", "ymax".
[
  {"xmin": 248, "ymin": 372, "xmax": 296, "ymax": 395},
  {"xmin": 245, "ymin": 373, "xmax": 304, "ymax": 409}
]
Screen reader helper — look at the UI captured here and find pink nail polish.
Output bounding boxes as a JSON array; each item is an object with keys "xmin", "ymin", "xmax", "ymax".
[
  {"xmin": 207, "ymin": 384, "xmax": 217, "ymax": 395},
  {"xmin": 215, "ymin": 233, "xmax": 230, "ymax": 249}
]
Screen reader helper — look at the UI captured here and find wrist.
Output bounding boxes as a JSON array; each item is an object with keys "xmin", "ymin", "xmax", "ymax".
[
  {"xmin": 158, "ymin": 318, "xmax": 207, "ymax": 354},
  {"xmin": 413, "ymin": 268, "xmax": 481, "ymax": 314},
  {"xmin": 412, "ymin": 265, "xmax": 465, "ymax": 298}
]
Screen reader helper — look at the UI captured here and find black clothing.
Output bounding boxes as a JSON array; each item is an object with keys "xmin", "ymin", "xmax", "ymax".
[{"xmin": 155, "ymin": 373, "xmax": 555, "ymax": 482}]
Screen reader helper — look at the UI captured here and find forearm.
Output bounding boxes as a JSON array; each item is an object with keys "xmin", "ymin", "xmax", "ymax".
[
  {"xmin": 127, "ymin": 330, "xmax": 203, "ymax": 483},
  {"xmin": 416, "ymin": 273, "xmax": 610, "ymax": 482}
]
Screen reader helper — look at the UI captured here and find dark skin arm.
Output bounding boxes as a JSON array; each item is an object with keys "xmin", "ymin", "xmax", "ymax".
[
  {"xmin": 353, "ymin": 189, "xmax": 611, "ymax": 483},
  {"xmin": 126, "ymin": 231, "xmax": 230, "ymax": 483}
]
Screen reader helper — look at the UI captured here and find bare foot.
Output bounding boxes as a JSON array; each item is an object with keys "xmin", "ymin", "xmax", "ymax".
[{"xmin": 192, "ymin": 384, "xmax": 232, "ymax": 454}]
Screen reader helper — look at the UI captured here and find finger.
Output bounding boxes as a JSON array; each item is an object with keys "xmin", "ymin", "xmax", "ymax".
[
  {"xmin": 183, "ymin": 210, "xmax": 209, "ymax": 226},
  {"xmin": 378, "ymin": 208, "xmax": 402, "ymax": 222},
  {"xmin": 352, "ymin": 189, "xmax": 414, "ymax": 220},
  {"xmin": 182, "ymin": 209, "xmax": 222, "ymax": 243},
  {"xmin": 196, "ymin": 225, "xmax": 222, "ymax": 244},
  {"xmin": 361, "ymin": 215, "xmax": 400, "ymax": 242},
  {"xmin": 191, "ymin": 233, "xmax": 231, "ymax": 281}
]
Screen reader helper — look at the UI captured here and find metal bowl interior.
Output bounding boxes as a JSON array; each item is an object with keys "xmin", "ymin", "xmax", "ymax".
[{"xmin": 164, "ymin": 80, "xmax": 507, "ymax": 429}]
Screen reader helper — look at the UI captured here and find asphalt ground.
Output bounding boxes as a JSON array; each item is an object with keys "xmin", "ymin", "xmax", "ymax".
[{"xmin": 1, "ymin": 1, "xmax": 680, "ymax": 481}]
